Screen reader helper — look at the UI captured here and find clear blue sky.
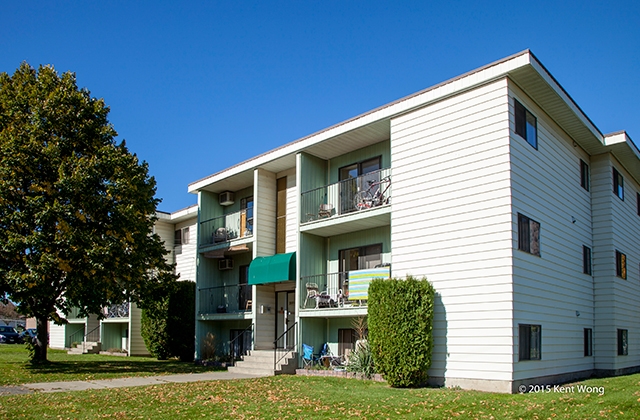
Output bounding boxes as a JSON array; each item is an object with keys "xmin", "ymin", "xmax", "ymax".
[{"xmin": 2, "ymin": 1, "xmax": 639, "ymax": 212}]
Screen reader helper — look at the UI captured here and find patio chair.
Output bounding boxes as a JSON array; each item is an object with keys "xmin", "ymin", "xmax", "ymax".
[
  {"xmin": 318, "ymin": 203, "xmax": 334, "ymax": 218},
  {"xmin": 302, "ymin": 343, "xmax": 317, "ymax": 368},
  {"xmin": 304, "ymin": 282, "xmax": 319, "ymax": 308},
  {"xmin": 319, "ymin": 343, "xmax": 342, "ymax": 367}
]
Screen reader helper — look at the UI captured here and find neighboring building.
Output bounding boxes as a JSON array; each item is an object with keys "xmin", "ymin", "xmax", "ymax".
[
  {"xmin": 49, "ymin": 205, "xmax": 198, "ymax": 356},
  {"xmin": 188, "ymin": 50, "xmax": 640, "ymax": 392}
]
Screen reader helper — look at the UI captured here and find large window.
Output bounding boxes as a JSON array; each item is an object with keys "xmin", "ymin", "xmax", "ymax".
[
  {"xmin": 617, "ymin": 329, "xmax": 628, "ymax": 356},
  {"xmin": 241, "ymin": 196, "xmax": 253, "ymax": 236},
  {"xmin": 615, "ymin": 250, "xmax": 627, "ymax": 279},
  {"xmin": 339, "ymin": 243, "xmax": 383, "ymax": 297},
  {"xmin": 338, "ymin": 156, "xmax": 381, "ymax": 214},
  {"xmin": 583, "ymin": 245, "xmax": 592, "ymax": 275},
  {"xmin": 613, "ymin": 168, "xmax": 624, "ymax": 200},
  {"xmin": 519, "ymin": 324, "xmax": 541, "ymax": 361},
  {"xmin": 518, "ymin": 213, "xmax": 541, "ymax": 256},
  {"xmin": 580, "ymin": 160, "xmax": 590, "ymax": 191},
  {"xmin": 515, "ymin": 99, "xmax": 537, "ymax": 149}
]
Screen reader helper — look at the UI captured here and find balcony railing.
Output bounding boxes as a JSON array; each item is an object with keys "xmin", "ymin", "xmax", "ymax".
[
  {"xmin": 300, "ymin": 168, "xmax": 391, "ymax": 223},
  {"xmin": 105, "ymin": 302, "xmax": 129, "ymax": 319},
  {"xmin": 199, "ymin": 209, "xmax": 253, "ymax": 247},
  {"xmin": 300, "ymin": 271, "xmax": 367, "ymax": 310},
  {"xmin": 198, "ymin": 284, "xmax": 252, "ymax": 315}
]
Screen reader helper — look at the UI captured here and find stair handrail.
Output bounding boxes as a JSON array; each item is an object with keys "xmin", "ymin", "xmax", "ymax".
[
  {"xmin": 228, "ymin": 323, "xmax": 253, "ymax": 361},
  {"xmin": 68, "ymin": 329, "xmax": 85, "ymax": 348},
  {"xmin": 273, "ymin": 322, "xmax": 297, "ymax": 372},
  {"xmin": 83, "ymin": 325, "xmax": 101, "ymax": 352}
]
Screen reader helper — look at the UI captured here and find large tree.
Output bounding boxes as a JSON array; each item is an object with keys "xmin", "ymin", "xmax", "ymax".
[{"xmin": 0, "ymin": 63, "xmax": 176, "ymax": 362}]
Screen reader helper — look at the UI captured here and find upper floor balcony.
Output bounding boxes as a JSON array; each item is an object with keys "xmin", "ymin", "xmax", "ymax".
[
  {"xmin": 300, "ymin": 168, "xmax": 391, "ymax": 237},
  {"xmin": 199, "ymin": 209, "xmax": 253, "ymax": 249}
]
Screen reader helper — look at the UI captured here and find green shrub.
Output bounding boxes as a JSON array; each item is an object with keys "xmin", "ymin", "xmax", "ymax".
[
  {"xmin": 346, "ymin": 339, "xmax": 375, "ymax": 379},
  {"xmin": 141, "ymin": 281, "xmax": 195, "ymax": 361},
  {"xmin": 368, "ymin": 275, "xmax": 435, "ymax": 387}
]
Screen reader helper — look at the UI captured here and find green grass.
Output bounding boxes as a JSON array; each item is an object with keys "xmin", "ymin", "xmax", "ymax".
[
  {"xmin": 2, "ymin": 374, "xmax": 640, "ymax": 419},
  {"xmin": 0, "ymin": 344, "xmax": 222, "ymax": 386}
]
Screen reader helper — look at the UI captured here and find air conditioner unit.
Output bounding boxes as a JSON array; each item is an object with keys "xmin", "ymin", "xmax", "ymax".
[
  {"xmin": 219, "ymin": 191, "xmax": 235, "ymax": 206},
  {"xmin": 218, "ymin": 258, "xmax": 234, "ymax": 271}
]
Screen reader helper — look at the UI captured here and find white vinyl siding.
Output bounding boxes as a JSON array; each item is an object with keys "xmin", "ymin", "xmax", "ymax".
[
  {"xmin": 175, "ymin": 218, "xmax": 197, "ymax": 282},
  {"xmin": 509, "ymin": 82, "xmax": 595, "ymax": 381},
  {"xmin": 154, "ymin": 220, "xmax": 175, "ymax": 265},
  {"xmin": 129, "ymin": 303, "xmax": 150, "ymax": 356},
  {"xmin": 390, "ymin": 79, "xmax": 514, "ymax": 386},
  {"xmin": 254, "ymin": 168, "xmax": 277, "ymax": 257},
  {"xmin": 253, "ymin": 284, "xmax": 276, "ymax": 349},
  {"xmin": 591, "ymin": 154, "xmax": 640, "ymax": 371},
  {"xmin": 48, "ymin": 322, "xmax": 66, "ymax": 349},
  {"xmin": 276, "ymin": 168, "xmax": 298, "ymax": 253}
]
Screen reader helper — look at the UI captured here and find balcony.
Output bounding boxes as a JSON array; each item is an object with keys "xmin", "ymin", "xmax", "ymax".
[
  {"xmin": 198, "ymin": 284, "xmax": 252, "ymax": 316},
  {"xmin": 299, "ymin": 271, "xmax": 367, "ymax": 312},
  {"xmin": 300, "ymin": 168, "xmax": 391, "ymax": 236},
  {"xmin": 199, "ymin": 210, "xmax": 253, "ymax": 248}
]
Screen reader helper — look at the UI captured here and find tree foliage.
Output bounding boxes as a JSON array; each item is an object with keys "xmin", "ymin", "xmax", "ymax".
[
  {"xmin": 141, "ymin": 281, "xmax": 195, "ymax": 361},
  {"xmin": 368, "ymin": 276, "xmax": 435, "ymax": 387},
  {"xmin": 0, "ymin": 63, "xmax": 177, "ymax": 361}
]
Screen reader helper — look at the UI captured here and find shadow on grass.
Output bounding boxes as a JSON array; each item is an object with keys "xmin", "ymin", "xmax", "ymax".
[{"xmin": 24, "ymin": 359, "xmax": 223, "ymax": 376}]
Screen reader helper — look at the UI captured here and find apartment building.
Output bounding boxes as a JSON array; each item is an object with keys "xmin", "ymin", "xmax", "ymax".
[
  {"xmin": 49, "ymin": 205, "xmax": 198, "ymax": 356},
  {"xmin": 189, "ymin": 50, "xmax": 640, "ymax": 392}
]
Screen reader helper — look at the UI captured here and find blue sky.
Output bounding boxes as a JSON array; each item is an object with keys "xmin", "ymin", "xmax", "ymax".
[{"xmin": 2, "ymin": 1, "xmax": 638, "ymax": 212}]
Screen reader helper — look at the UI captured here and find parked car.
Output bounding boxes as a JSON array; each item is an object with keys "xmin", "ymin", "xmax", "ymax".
[
  {"xmin": 19, "ymin": 328, "xmax": 37, "ymax": 343},
  {"xmin": 0, "ymin": 326, "xmax": 23, "ymax": 344}
]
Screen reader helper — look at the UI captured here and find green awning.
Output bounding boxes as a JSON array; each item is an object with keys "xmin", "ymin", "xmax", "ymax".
[{"xmin": 249, "ymin": 252, "xmax": 296, "ymax": 285}]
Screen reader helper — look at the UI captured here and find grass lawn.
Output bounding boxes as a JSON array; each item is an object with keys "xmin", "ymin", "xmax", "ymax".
[
  {"xmin": 1, "ymin": 360, "xmax": 639, "ymax": 419},
  {"xmin": 0, "ymin": 344, "xmax": 222, "ymax": 386}
]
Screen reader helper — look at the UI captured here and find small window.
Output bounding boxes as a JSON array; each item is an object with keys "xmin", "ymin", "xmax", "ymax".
[
  {"xmin": 583, "ymin": 246, "xmax": 592, "ymax": 275},
  {"xmin": 584, "ymin": 328, "xmax": 593, "ymax": 357},
  {"xmin": 617, "ymin": 329, "xmax": 628, "ymax": 356},
  {"xmin": 518, "ymin": 213, "xmax": 541, "ymax": 256},
  {"xmin": 515, "ymin": 99, "xmax": 537, "ymax": 149},
  {"xmin": 175, "ymin": 227, "xmax": 189, "ymax": 246},
  {"xmin": 615, "ymin": 250, "xmax": 627, "ymax": 279},
  {"xmin": 613, "ymin": 168, "xmax": 624, "ymax": 200},
  {"xmin": 519, "ymin": 324, "xmax": 541, "ymax": 360},
  {"xmin": 580, "ymin": 160, "xmax": 590, "ymax": 191}
]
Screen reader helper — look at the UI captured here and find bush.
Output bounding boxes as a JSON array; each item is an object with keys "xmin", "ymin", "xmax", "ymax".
[
  {"xmin": 141, "ymin": 281, "xmax": 195, "ymax": 361},
  {"xmin": 368, "ymin": 276, "xmax": 435, "ymax": 387},
  {"xmin": 346, "ymin": 339, "xmax": 375, "ymax": 379}
]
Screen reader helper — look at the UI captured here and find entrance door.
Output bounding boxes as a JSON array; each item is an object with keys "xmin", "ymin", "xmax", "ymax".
[{"xmin": 275, "ymin": 291, "xmax": 296, "ymax": 349}]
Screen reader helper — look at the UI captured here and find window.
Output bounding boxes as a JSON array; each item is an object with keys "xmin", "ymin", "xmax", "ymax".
[
  {"xmin": 519, "ymin": 324, "xmax": 541, "ymax": 360},
  {"xmin": 615, "ymin": 250, "xmax": 627, "ymax": 279},
  {"xmin": 613, "ymin": 168, "xmax": 624, "ymax": 200},
  {"xmin": 617, "ymin": 329, "xmax": 628, "ymax": 356},
  {"xmin": 584, "ymin": 328, "xmax": 593, "ymax": 357},
  {"xmin": 580, "ymin": 160, "xmax": 590, "ymax": 191},
  {"xmin": 339, "ymin": 156, "xmax": 382, "ymax": 213},
  {"xmin": 518, "ymin": 213, "xmax": 541, "ymax": 256},
  {"xmin": 241, "ymin": 196, "xmax": 253, "ymax": 235},
  {"xmin": 583, "ymin": 246, "xmax": 592, "ymax": 275},
  {"xmin": 515, "ymin": 99, "xmax": 537, "ymax": 149},
  {"xmin": 339, "ymin": 243, "xmax": 383, "ymax": 298},
  {"xmin": 338, "ymin": 329, "xmax": 356, "ymax": 357},
  {"xmin": 174, "ymin": 227, "xmax": 189, "ymax": 245}
]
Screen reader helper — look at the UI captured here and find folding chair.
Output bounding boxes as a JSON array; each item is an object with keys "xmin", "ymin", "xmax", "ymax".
[{"xmin": 302, "ymin": 344, "xmax": 317, "ymax": 368}]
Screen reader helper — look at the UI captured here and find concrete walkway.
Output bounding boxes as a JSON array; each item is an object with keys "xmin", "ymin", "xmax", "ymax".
[{"xmin": 1, "ymin": 371, "xmax": 265, "ymax": 396}]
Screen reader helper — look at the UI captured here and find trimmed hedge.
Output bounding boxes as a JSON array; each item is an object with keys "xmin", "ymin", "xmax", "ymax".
[
  {"xmin": 368, "ymin": 276, "xmax": 435, "ymax": 387},
  {"xmin": 141, "ymin": 281, "xmax": 195, "ymax": 361}
]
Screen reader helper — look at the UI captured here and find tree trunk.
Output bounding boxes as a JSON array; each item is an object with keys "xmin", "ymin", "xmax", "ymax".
[{"xmin": 33, "ymin": 315, "xmax": 49, "ymax": 363}]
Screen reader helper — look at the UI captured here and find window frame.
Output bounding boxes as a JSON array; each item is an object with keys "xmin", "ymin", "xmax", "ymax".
[
  {"xmin": 615, "ymin": 250, "xmax": 627, "ymax": 279},
  {"xmin": 583, "ymin": 245, "xmax": 592, "ymax": 275},
  {"xmin": 580, "ymin": 160, "xmax": 590, "ymax": 191},
  {"xmin": 519, "ymin": 324, "xmax": 542, "ymax": 361},
  {"xmin": 584, "ymin": 328, "xmax": 593, "ymax": 357},
  {"xmin": 518, "ymin": 213, "xmax": 541, "ymax": 257},
  {"xmin": 174, "ymin": 227, "xmax": 189, "ymax": 245},
  {"xmin": 617, "ymin": 329, "xmax": 628, "ymax": 356},
  {"xmin": 514, "ymin": 99, "xmax": 538, "ymax": 149},
  {"xmin": 613, "ymin": 168, "xmax": 624, "ymax": 200}
]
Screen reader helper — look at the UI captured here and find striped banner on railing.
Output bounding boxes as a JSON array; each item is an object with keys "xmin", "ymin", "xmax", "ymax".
[{"xmin": 348, "ymin": 267, "xmax": 390, "ymax": 300}]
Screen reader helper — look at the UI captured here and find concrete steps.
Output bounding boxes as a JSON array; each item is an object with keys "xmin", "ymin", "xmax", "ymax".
[
  {"xmin": 67, "ymin": 341, "xmax": 101, "ymax": 355},
  {"xmin": 228, "ymin": 349, "xmax": 298, "ymax": 376}
]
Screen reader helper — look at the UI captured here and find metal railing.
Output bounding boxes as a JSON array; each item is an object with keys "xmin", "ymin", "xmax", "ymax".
[
  {"xmin": 229, "ymin": 323, "xmax": 253, "ymax": 361},
  {"xmin": 199, "ymin": 209, "xmax": 253, "ymax": 247},
  {"xmin": 300, "ymin": 168, "xmax": 391, "ymax": 223},
  {"xmin": 274, "ymin": 322, "xmax": 297, "ymax": 372},
  {"xmin": 300, "ymin": 271, "xmax": 369, "ymax": 310},
  {"xmin": 198, "ymin": 284, "xmax": 252, "ymax": 315},
  {"xmin": 106, "ymin": 302, "xmax": 129, "ymax": 318}
]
